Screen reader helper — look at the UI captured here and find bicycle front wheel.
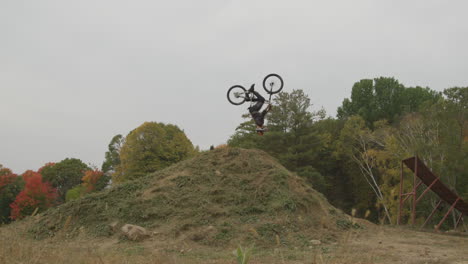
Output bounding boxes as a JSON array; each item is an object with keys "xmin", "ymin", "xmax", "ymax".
[
  {"xmin": 227, "ymin": 85, "xmax": 247, "ymax": 105},
  {"xmin": 263, "ymin": 73, "xmax": 284, "ymax": 94}
]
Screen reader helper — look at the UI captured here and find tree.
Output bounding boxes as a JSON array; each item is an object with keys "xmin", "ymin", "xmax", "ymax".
[
  {"xmin": 230, "ymin": 89, "xmax": 324, "ymax": 151},
  {"xmin": 402, "ymin": 86, "xmax": 442, "ymax": 113},
  {"xmin": 229, "ymin": 90, "xmax": 333, "ymax": 195},
  {"xmin": 441, "ymin": 88, "xmax": 468, "ymax": 202},
  {"xmin": 101, "ymin": 134, "xmax": 124, "ymax": 175},
  {"xmin": 114, "ymin": 122, "xmax": 196, "ymax": 183},
  {"xmin": 65, "ymin": 185, "xmax": 86, "ymax": 202},
  {"xmin": 10, "ymin": 170, "xmax": 57, "ymax": 220},
  {"xmin": 337, "ymin": 79, "xmax": 375, "ymax": 124},
  {"xmin": 337, "ymin": 116, "xmax": 392, "ymax": 223},
  {"xmin": 0, "ymin": 165, "xmax": 23, "ymax": 223},
  {"xmin": 443, "ymin": 87, "xmax": 468, "ymax": 148},
  {"xmin": 268, "ymin": 89, "xmax": 322, "ymax": 133},
  {"xmin": 65, "ymin": 169, "xmax": 109, "ymax": 202},
  {"xmin": 458, "ymin": 143, "xmax": 468, "ymax": 201},
  {"xmin": 38, "ymin": 162, "xmax": 56, "ymax": 174},
  {"xmin": 40, "ymin": 159, "xmax": 89, "ymax": 201},
  {"xmin": 337, "ymin": 77, "xmax": 440, "ymax": 126},
  {"xmin": 373, "ymin": 77, "xmax": 405, "ymax": 123},
  {"xmin": 82, "ymin": 169, "xmax": 109, "ymax": 192},
  {"xmin": 0, "ymin": 164, "xmax": 12, "ymax": 177},
  {"xmin": 228, "ymin": 113, "xmax": 262, "ymax": 149}
]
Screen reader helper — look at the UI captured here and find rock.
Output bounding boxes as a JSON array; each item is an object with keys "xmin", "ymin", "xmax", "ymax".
[
  {"xmin": 121, "ymin": 224, "xmax": 150, "ymax": 241},
  {"xmin": 310, "ymin": 240, "xmax": 321, "ymax": 245}
]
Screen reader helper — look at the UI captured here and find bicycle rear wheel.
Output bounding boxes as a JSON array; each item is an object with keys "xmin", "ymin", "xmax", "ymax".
[
  {"xmin": 227, "ymin": 85, "xmax": 247, "ymax": 105},
  {"xmin": 263, "ymin": 73, "xmax": 284, "ymax": 94}
]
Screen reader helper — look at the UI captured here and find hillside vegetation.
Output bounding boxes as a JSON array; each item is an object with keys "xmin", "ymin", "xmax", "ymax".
[
  {"xmin": 28, "ymin": 147, "xmax": 349, "ymax": 248},
  {"xmin": 2, "ymin": 147, "xmax": 467, "ymax": 263}
]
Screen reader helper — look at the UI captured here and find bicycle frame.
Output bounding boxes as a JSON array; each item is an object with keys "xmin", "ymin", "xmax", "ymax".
[
  {"xmin": 247, "ymin": 93, "xmax": 272, "ymax": 109},
  {"xmin": 233, "ymin": 90, "xmax": 272, "ymax": 107}
]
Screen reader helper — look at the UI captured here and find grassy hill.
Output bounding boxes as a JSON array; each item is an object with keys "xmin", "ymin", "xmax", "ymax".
[
  {"xmin": 29, "ymin": 147, "xmax": 350, "ymax": 248},
  {"xmin": 2, "ymin": 147, "xmax": 468, "ymax": 263}
]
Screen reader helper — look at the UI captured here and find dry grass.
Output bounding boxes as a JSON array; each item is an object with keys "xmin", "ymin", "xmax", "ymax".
[
  {"xmin": 0, "ymin": 221, "xmax": 183, "ymax": 264},
  {"xmin": 1, "ymin": 219, "xmax": 468, "ymax": 264}
]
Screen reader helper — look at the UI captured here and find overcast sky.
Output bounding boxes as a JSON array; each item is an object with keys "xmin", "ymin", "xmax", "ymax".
[{"xmin": 1, "ymin": 0, "xmax": 468, "ymax": 173}]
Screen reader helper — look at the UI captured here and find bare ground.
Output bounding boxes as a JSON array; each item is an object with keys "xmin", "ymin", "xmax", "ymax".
[{"xmin": 1, "ymin": 220, "xmax": 466, "ymax": 264}]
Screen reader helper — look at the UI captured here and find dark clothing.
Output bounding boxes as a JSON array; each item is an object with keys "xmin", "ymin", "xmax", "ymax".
[{"xmin": 248, "ymin": 91, "xmax": 268, "ymax": 126}]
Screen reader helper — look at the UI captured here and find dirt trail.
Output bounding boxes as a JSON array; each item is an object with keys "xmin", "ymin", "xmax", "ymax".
[{"xmin": 338, "ymin": 224, "xmax": 468, "ymax": 264}]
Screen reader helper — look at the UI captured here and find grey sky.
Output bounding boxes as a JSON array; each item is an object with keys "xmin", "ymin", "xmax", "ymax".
[{"xmin": 1, "ymin": 0, "xmax": 468, "ymax": 173}]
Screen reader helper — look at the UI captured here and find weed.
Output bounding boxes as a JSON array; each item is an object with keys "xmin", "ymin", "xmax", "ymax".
[
  {"xmin": 336, "ymin": 219, "xmax": 362, "ymax": 230},
  {"xmin": 234, "ymin": 245, "xmax": 253, "ymax": 264}
]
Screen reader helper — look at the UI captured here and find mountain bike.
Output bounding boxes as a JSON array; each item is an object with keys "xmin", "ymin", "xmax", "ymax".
[{"xmin": 227, "ymin": 73, "xmax": 284, "ymax": 105}]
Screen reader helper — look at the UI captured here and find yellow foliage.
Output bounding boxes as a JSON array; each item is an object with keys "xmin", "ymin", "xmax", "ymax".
[{"xmin": 114, "ymin": 122, "xmax": 195, "ymax": 183}]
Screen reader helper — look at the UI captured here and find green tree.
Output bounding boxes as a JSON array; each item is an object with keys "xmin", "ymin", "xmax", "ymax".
[
  {"xmin": 268, "ymin": 89, "xmax": 323, "ymax": 133},
  {"xmin": 378, "ymin": 97, "xmax": 467, "ymax": 226},
  {"xmin": 114, "ymin": 122, "xmax": 196, "ymax": 183},
  {"xmin": 228, "ymin": 113, "xmax": 262, "ymax": 149},
  {"xmin": 443, "ymin": 87, "xmax": 468, "ymax": 148},
  {"xmin": 421, "ymin": 88, "xmax": 468, "ymax": 204},
  {"xmin": 310, "ymin": 118, "xmax": 359, "ymax": 214},
  {"xmin": 373, "ymin": 77, "xmax": 405, "ymax": 122},
  {"xmin": 228, "ymin": 90, "xmax": 353, "ymax": 211},
  {"xmin": 337, "ymin": 79, "xmax": 375, "ymax": 124},
  {"xmin": 337, "ymin": 77, "xmax": 440, "ymax": 126},
  {"xmin": 337, "ymin": 116, "xmax": 392, "ymax": 223},
  {"xmin": 101, "ymin": 134, "xmax": 124, "ymax": 175},
  {"xmin": 401, "ymin": 86, "xmax": 442, "ymax": 113},
  {"xmin": 65, "ymin": 185, "xmax": 86, "ymax": 202},
  {"xmin": 458, "ymin": 143, "xmax": 468, "ymax": 201},
  {"xmin": 41, "ymin": 159, "xmax": 90, "ymax": 202}
]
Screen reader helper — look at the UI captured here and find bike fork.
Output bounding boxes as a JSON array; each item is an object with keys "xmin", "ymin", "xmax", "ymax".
[{"xmin": 268, "ymin": 88, "xmax": 274, "ymax": 102}]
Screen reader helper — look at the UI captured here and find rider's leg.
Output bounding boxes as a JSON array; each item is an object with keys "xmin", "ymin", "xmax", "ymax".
[
  {"xmin": 249, "ymin": 101, "xmax": 264, "ymax": 113},
  {"xmin": 251, "ymin": 90, "xmax": 265, "ymax": 103},
  {"xmin": 248, "ymin": 90, "xmax": 266, "ymax": 114}
]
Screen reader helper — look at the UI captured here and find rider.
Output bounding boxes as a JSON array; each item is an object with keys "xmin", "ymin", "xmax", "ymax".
[{"xmin": 245, "ymin": 84, "xmax": 272, "ymax": 135}]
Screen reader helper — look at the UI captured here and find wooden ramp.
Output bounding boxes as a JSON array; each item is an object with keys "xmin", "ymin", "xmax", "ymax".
[
  {"xmin": 403, "ymin": 157, "xmax": 468, "ymax": 216},
  {"xmin": 400, "ymin": 157, "xmax": 467, "ymax": 230}
]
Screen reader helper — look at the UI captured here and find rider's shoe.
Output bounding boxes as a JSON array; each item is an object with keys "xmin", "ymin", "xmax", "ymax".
[
  {"xmin": 245, "ymin": 94, "xmax": 251, "ymax": 101},
  {"xmin": 248, "ymin": 84, "xmax": 255, "ymax": 93}
]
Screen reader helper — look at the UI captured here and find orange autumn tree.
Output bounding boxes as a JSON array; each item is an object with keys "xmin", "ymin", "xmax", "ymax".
[
  {"xmin": 82, "ymin": 169, "xmax": 107, "ymax": 192},
  {"xmin": 10, "ymin": 170, "xmax": 57, "ymax": 220},
  {"xmin": 38, "ymin": 162, "xmax": 56, "ymax": 174},
  {"xmin": 65, "ymin": 169, "xmax": 109, "ymax": 202}
]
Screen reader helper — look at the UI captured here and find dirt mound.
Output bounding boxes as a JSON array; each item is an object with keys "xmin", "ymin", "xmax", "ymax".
[{"xmin": 29, "ymin": 147, "xmax": 352, "ymax": 247}]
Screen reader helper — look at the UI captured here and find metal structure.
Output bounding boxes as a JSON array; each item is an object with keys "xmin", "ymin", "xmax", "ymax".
[{"xmin": 398, "ymin": 156, "xmax": 468, "ymax": 230}]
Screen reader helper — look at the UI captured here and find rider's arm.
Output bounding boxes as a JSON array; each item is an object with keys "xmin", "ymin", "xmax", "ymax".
[{"xmin": 261, "ymin": 104, "xmax": 272, "ymax": 116}]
